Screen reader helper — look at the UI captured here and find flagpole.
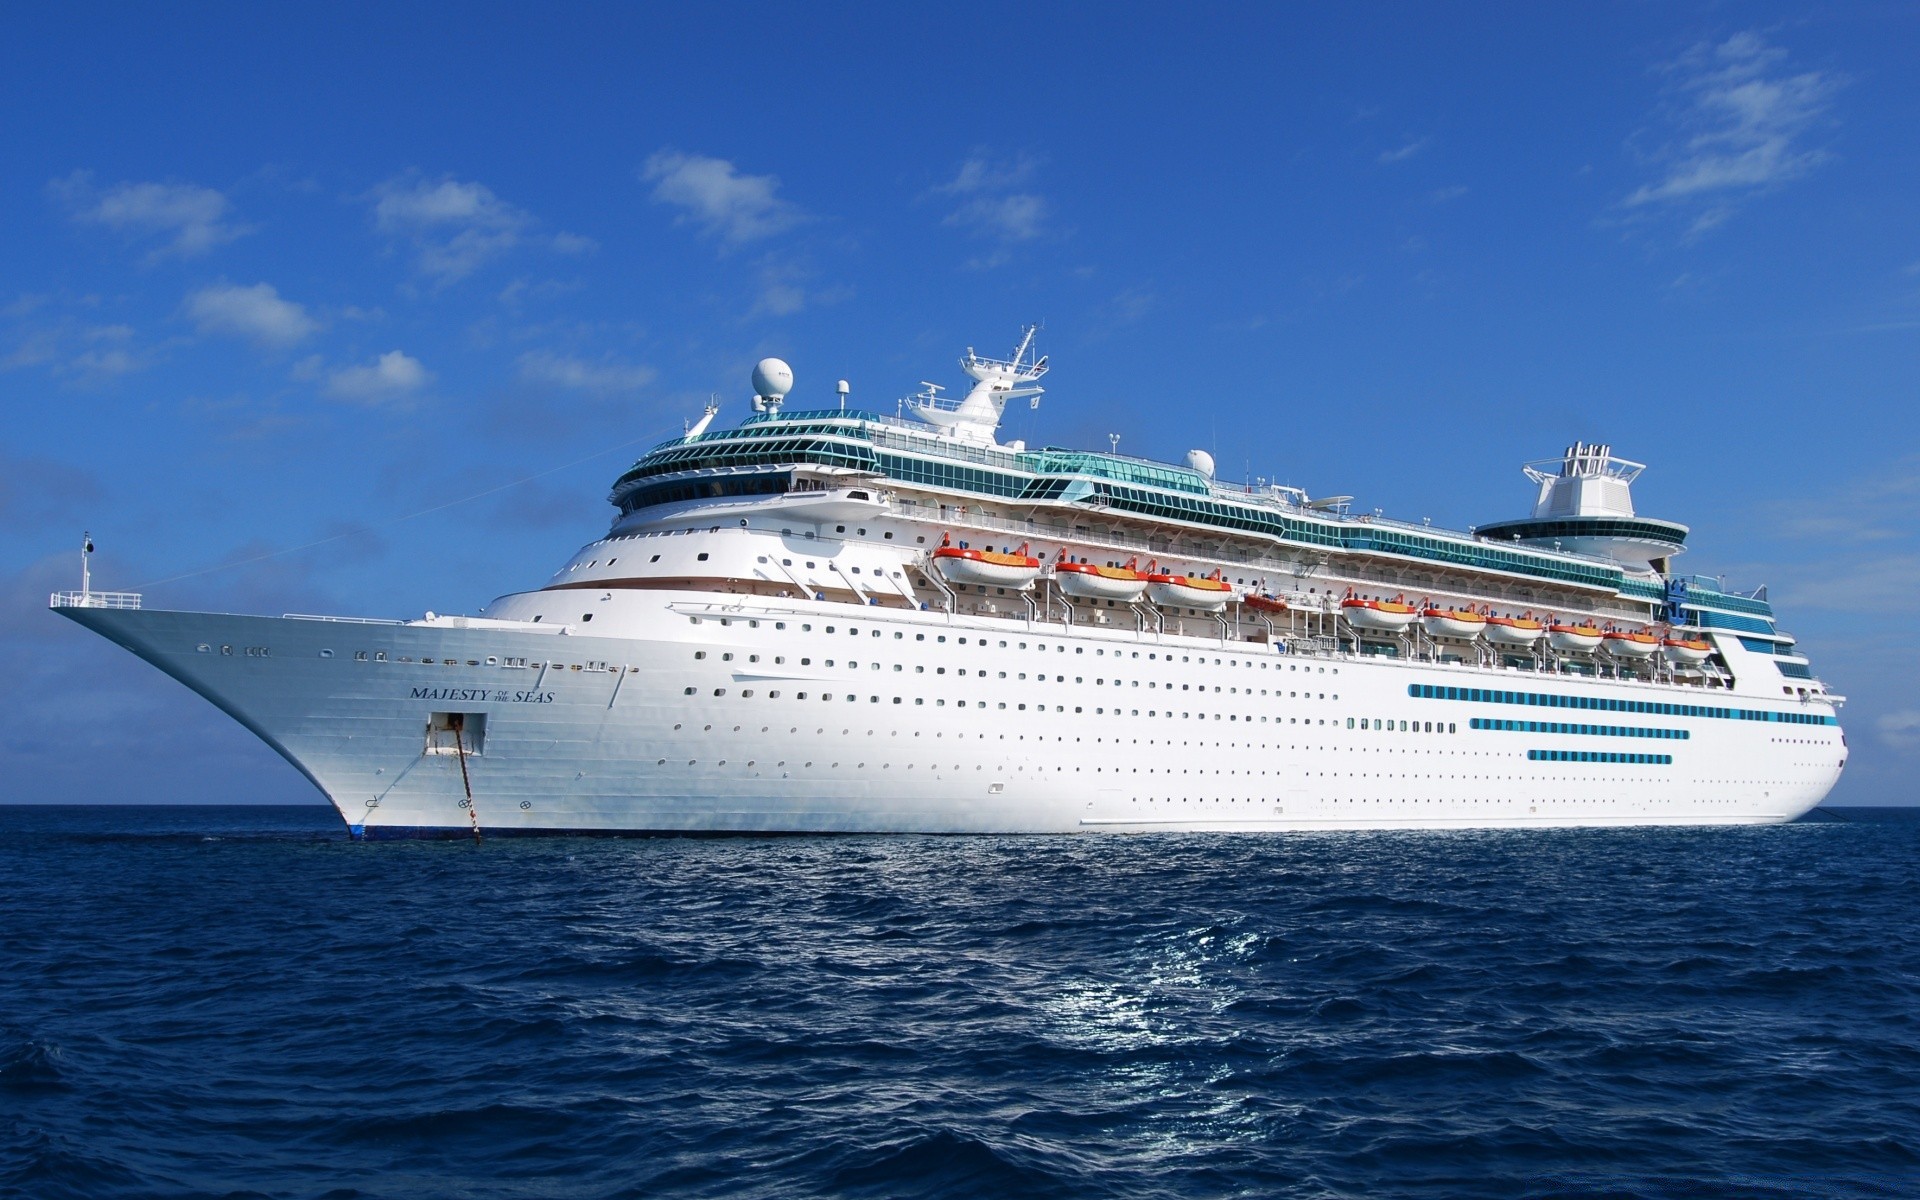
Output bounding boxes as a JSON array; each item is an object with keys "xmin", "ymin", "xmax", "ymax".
[{"xmin": 82, "ymin": 531, "xmax": 92, "ymax": 599}]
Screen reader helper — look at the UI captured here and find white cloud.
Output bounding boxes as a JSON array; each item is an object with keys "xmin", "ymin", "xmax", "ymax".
[
  {"xmin": 945, "ymin": 193, "xmax": 1048, "ymax": 242},
  {"xmin": 68, "ymin": 338, "xmax": 147, "ymax": 381},
  {"xmin": 516, "ymin": 351, "xmax": 655, "ymax": 394},
  {"xmin": 327, "ymin": 350, "xmax": 431, "ymax": 402},
  {"xmin": 1769, "ymin": 553, "xmax": 1920, "ymax": 615},
  {"xmin": 641, "ymin": 150, "xmax": 806, "ymax": 245},
  {"xmin": 936, "ymin": 155, "xmax": 1039, "ymax": 196},
  {"xmin": 1876, "ymin": 710, "xmax": 1920, "ymax": 754},
  {"xmin": 1770, "ymin": 455, "xmax": 1920, "ymax": 544},
  {"xmin": 373, "ymin": 178, "xmax": 511, "ymax": 230},
  {"xmin": 1378, "ymin": 137, "xmax": 1431, "ymax": 164},
  {"xmin": 935, "ymin": 152, "xmax": 1048, "ymax": 245},
  {"xmin": 186, "ymin": 282, "xmax": 318, "ymax": 347},
  {"xmin": 756, "ymin": 279, "xmax": 806, "ymax": 317},
  {"xmin": 369, "ymin": 175, "xmax": 589, "ymax": 283},
  {"xmin": 2, "ymin": 319, "xmax": 155, "ymax": 382},
  {"xmin": 1104, "ymin": 286, "xmax": 1155, "ymax": 325},
  {"xmin": 1626, "ymin": 32, "xmax": 1838, "ymax": 216},
  {"xmin": 52, "ymin": 172, "xmax": 246, "ymax": 258}
]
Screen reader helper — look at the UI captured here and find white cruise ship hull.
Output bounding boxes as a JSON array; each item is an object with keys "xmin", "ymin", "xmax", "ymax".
[{"xmin": 58, "ymin": 592, "xmax": 1845, "ymax": 838}]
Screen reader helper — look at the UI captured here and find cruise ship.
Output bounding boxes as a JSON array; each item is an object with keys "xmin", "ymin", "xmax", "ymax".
[{"xmin": 54, "ymin": 329, "xmax": 1846, "ymax": 836}]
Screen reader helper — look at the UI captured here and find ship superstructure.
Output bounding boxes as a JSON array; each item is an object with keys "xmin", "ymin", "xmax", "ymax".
[{"xmin": 55, "ymin": 331, "xmax": 1845, "ymax": 835}]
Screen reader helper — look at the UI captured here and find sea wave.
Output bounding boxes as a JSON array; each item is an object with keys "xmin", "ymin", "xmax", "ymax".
[{"xmin": 2, "ymin": 804, "xmax": 1916, "ymax": 1199}]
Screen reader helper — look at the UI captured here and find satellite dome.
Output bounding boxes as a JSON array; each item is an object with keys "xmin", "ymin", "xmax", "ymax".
[
  {"xmin": 1186, "ymin": 449, "xmax": 1216, "ymax": 479},
  {"xmin": 752, "ymin": 357, "xmax": 793, "ymax": 400}
]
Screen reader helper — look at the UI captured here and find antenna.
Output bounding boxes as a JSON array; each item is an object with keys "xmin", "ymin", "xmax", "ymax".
[
  {"xmin": 1108, "ymin": 433, "xmax": 1121, "ymax": 454},
  {"xmin": 684, "ymin": 398, "xmax": 722, "ymax": 440},
  {"xmin": 836, "ymin": 379, "xmax": 850, "ymax": 412},
  {"xmin": 81, "ymin": 530, "xmax": 93, "ymax": 597}
]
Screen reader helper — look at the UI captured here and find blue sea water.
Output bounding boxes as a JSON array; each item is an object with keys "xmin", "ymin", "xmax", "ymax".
[{"xmin": 2, "ymin": 806, "xmax": 1917, "ymax": 1200}]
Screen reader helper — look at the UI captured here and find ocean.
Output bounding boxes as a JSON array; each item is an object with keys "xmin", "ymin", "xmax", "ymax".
[{"xmin": 2, "ymin": 805, "xmax": 1916, "ymax": 1199}]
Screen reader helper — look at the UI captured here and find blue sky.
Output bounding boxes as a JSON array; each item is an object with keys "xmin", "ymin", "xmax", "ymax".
[{"xmin": 3, "ymin": 3, "xmax": 1917, "ymax": 805}]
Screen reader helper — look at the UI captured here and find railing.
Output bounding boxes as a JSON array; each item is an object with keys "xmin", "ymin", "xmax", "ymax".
[
  {"xmin": 49, "ymin": 591, "xmax": 142, "ymax": 610},
  {"xmin": 868, "ymin": 424, "xmax": 1026, "ymax": 470}
]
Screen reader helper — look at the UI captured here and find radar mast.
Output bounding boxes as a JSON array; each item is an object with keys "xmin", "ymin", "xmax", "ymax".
[{"xmin": 906, "ymin": 324, "xmax": 1047, "ymax": 446}]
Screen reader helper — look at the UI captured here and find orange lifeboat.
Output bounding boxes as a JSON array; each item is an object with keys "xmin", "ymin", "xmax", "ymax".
[
  {"xmin": 1342, "ymin": 593, "xmax": 1418, "ymax": 632},
  {"xmin": 1602, "ymin": 628, "xmax": 1660, "ymax": 659},
  {"xmin": 1547, "ymin": 619, "xmax": 1605, "ymax": 653},
  {"xmin": 1144, "ymin": 564, "xmax": 1232, "ymax": 611},
  {"xmin": 1242, "ymin": 592, "xmax": 1290, "ymax": 615},
  {"xmin": 1420, "ymin": 603, "xmax": 1487, "ymax": 640},
  {"xmin": 1054, "ymin": 555, "xmax": 1149, "ymax": 602},
  {"xmin": 1484, "ymin": 613, "xmax": 1545, "ymax": 646},
  {"xmin": 929, "ymin": 538, "xmax": 1042, "ymax": 588},
  {"xmin": 1662, "ymin": 636, "xmax": 1713, "ymax": 667}
]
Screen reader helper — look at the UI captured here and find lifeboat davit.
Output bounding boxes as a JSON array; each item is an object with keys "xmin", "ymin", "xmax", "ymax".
[
  {"xmin": 1242, "ymin": 592, "xmax": 1290, "ymax": 615},
  {"xmin": 1421, "ymin": 605, "xmax": 1487, "ymax": 640},
  {"xmin": 1145, "ymin": 565, "xmax": 1232, "ymax": 611},
  {"xmin": 1662, "ymin": 637, "xmax": 1713, "ymax": 666},
  {"xmin": 1548, "ymin": 621, "xmax": 1605, "ymax": 653},
  {"xmin": 1484, "ymin": 615, "xmax": 1544, "ymax": 646},
  {"xmin": 1603, "ymin": 629, "xmax": 1660, "ymax": 659},
  {"xmin": 1342, "ymin": 595, "xmax": 1418, "ymax": 632},
  {"xmin": 1054, "ymin": 558, "xmax": 1149, "ymax": 602},
  {"xmin": 930, "ymin": 540, "xmax": 1041, "ymax": 588}
]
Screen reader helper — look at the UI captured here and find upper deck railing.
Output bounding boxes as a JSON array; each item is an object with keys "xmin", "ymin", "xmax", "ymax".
[{"xmin": 49, "ymin": 591, "xmax": 142, "ymax": 610}]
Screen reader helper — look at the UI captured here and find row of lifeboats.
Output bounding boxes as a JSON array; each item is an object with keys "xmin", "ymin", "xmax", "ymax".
[
  {"xmin": 932, "ymin": 541, "xmax": 1236, "ymax": 609},
  {"xmin": 1338, "ymin": 593, "xmax": 1713, "ymax": 662},
  {"xmin": 926, "ymin": 541, "xmax": 1714, "ymax": 664}
]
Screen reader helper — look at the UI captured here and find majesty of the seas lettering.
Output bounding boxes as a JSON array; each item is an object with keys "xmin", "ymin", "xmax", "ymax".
[{"xmin": 409, "ymin": 686, "xmax": 554, "ymax": 703}]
